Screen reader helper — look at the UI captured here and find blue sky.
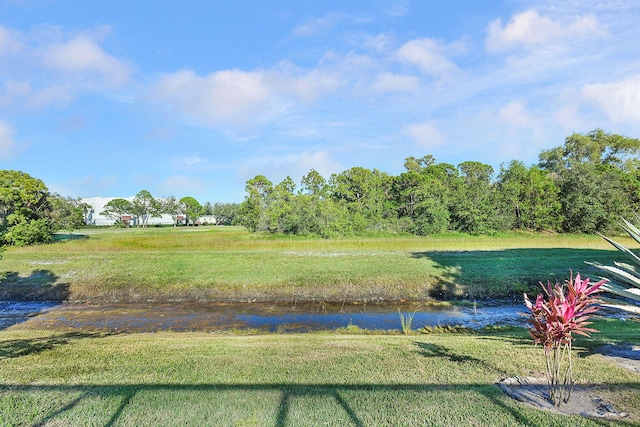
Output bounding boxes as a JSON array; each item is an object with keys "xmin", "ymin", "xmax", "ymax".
[{"xmin": 1, "ymin": 0, "xmax": 640, "ymax": 203}]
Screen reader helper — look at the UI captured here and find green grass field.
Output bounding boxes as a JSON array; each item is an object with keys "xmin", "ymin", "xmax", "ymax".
[
  {"xmin": 0, "ymin": 320, "xmax": 638, "ymax": 426},
  {"xmin": 1, "ymin": 227, "xmax": 639, "ymax": 425},
  {"xmin": 0, "ymin": 226, "xmax": 631, "ymax": 303}
]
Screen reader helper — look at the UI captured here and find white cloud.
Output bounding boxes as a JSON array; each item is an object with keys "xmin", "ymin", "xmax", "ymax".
[
  {"xmin": 0, "ymin": 80, "xmax": 30, "ymax": 107},
  {"xmin": 268, "ymin": 63, "xmax": 341, "ymax": 103},
  {"xmin": 497, "ymin": 101, "xmax": 538, "ymax": 129},
  {"xmin": 27, "ymin": 84, "xmax": 74, "ymax": 108},
  {"xmin": 171, "ymin": 155, "xmax": 216, "ymax": 173},
  {"xmin": 152, "ymin": 69, "xmax": 273, "ymax": 127},
  {"xmin": 160, "ymin": 175, "xmax": 206, "ymax": 196},
  {"xmin": 486, "ymin": 10, "xmax": 602, "ymax": 53},
  {"xmin": 403, "ymin": 122, "xmax": 445, "ymax": 148},
  {"xmin": 0, "ymin": 79, "xmax": 74, "ymax": 110},
  {"xmin": 43, "ymin": 35, "xmax": 131, "ymax": 86},
  {"xmin": 151, "ymin": 63, "xmax": 344, "ymax": 129},
  {"xmin": 363, "ymin": 33, "xmax": 395, "ymax": 53},
  {"xmin": 553, "ymin": 104, "xmax": 589, "ymax": 134},
  {"xmin": 236, "ymin": 150, "xmax": 343, "ymax": 186},
  {"xmin": 373, "ymin": 72, "xmax": 420, "ymax": 93},
  {"xmin": 384, "ymin": 0, "xmax": 409, "ymax": 18},
  {"xmin": 397, "ymin": 38, "xmax": 462, "ymax": 77},
  {"xmin": 581, "ymin": 74, "xmax": 640, "ymax": 123},
  {"xmin": 0, "ymin": 25, "xmax": 22, "ymax": 56},
  {"xmin": 294, "ymin": 151, "xmax": 343, "ymax": 178},
  {"xmin": 291, "ymin": 13, "xmax": 374, "ymax": 38},
  {"xmin": 0, "ymin": 28, "xmax": 131, "ymax": 110},
  {"xmin": 292, "ymin": 18, "xmax": 333, "ymax": 37},
  {"xmin": 0, "ymin": 121, "xmax": 24, "ymax": 160}
]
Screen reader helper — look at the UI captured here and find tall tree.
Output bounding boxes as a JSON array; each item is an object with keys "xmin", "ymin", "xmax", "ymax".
[
  {"xmin": 162, "ymin": 195, "xmax": 182, "ymax": 226},
  {"xmin": 329, "ymin": 167, "xmax": 393, "ymax": 229},
  {"xmin": 300, "ymin": 169, "xmax": 328, "ymax": 198},
  {"xmin": 49, "ymin": 194, "xmax": 86, "ymax": 234},
  {"xmin": 100, "ymin": 198, "xmax": 133, "ymax": 226},
  {"xmin": 202, "ymin": 201, "xmax": 214, "ymax": 216},
  {"xmin": 179, "ymin": 196, "xmax": 204, "ymax": 226},
  {"xmin": 540, "ymin": 129, "xmax": 640, "ymax": 171},
  {"xmin": 237, "ymin": 175, "xmax": 273, "ymax": 232},
  {"xmin": 393, "ymin": 158, "xmax": 455, "ymax": 234},
  {"xmin": 496, "ymin": 161, "xmax": 561, "ymax": 231},
  {"xmin": 449, "ymin": 161, "xmax": 497, "ymax": 233},
  {"xmin": 211, "ymin": 202, "xmax": 240, "ymax": 225},
  {"xmin": 403, "ymin": 155, "xmax": 435, "ymax": 173},
  {"xmin": 539, "ymin": 130, "xmax": 640, "ymax": 233},
  {"xmin": 0, "ymin": 170, "xmax": 53, "ymax": 245},
  {"xmin": 131, "ymin": 190, "xmax": 161, "ymax": 227},
  {"xmin": 267, "ymin": 176, "xmax": 298, "ymax": 233}
]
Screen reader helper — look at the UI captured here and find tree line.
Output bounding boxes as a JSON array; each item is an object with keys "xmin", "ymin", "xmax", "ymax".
[
  {"xmin": 236, "ymin": 130, "xmax": 640, "ymax": 237},
  {"xmin": 1, "ymin": 129, "xmax": 638, "ymax": 245},
  {"xmin": 0, "ymin": 172, "xmax": 239, "ymax": 246},
  {"xmin": 99, "ymin": 193, "xmax": 239, "ymax": 227}
]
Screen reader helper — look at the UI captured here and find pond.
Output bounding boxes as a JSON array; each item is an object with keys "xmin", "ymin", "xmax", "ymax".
[{"xmin": 1, "ymin": 300, "xmax": 528, "ymax": 333}]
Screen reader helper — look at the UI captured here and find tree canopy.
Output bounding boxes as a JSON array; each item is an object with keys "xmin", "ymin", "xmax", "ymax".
[
  {"xmin": 2, "ymin": 129, "xmax": 639, "ymax": 245},
  {"xmin": 0, "ymin": 170, "xmax": 54, "ymax": 245},
  {"xmin": 236, "ymin": 130, "xmax": 640, "ymax": 237}
]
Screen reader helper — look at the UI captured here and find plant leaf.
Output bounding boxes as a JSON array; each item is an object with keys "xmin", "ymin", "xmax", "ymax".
[{"xmin": 597, "ymin": 233, "xmax": 640, "ymax": 266}]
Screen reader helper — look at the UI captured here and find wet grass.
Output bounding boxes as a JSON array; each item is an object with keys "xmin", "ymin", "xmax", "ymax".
[
  {"xmin": 0, "ymin": 226, "xmax": 632, "ymax": 303},
  {"xmin": 0, "ymin": 318, "xmax": 638, "ymax": 426}
]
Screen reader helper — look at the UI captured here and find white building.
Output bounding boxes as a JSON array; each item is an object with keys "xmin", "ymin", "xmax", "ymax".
[{"xmin": 82, "ymin": 197, "xmax": 178, "ymax": 226}]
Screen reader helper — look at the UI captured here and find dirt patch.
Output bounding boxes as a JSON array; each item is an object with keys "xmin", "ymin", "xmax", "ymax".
[
  {"xmin": 498, "ymin": 377, "xmax": 626, "ymax": 419},
  {"xmin": 499, "ymin": 344, "xmax": 640, "ymax": 419},
  {"xmin": 594, "ymin": 344, "xmax": 640, "ymax": 373}
]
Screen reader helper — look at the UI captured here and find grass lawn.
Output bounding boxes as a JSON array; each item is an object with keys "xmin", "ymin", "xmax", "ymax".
[
  {"xmin": 1, "ymin": 228, "xmax": 639, "ymax": 425},
  {"xmin": 0, "ymin": 226, "xmax": 632, "ymax": 303},
  {"xmin": 0, "ymin": 319, "xmax": 638, "ymax": 426}
]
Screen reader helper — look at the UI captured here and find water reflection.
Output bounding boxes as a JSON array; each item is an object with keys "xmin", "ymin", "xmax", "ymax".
[
  {"xmin": 1, "ymin": 301, "xmax": 528, "ymax": 333},
  {"xmin": 0, "ymin": 301, "xmax": 60, "ymax": 330}
]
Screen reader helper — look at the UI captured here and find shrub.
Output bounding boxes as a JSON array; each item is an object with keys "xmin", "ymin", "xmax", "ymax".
[
  {"xmin": 2, "ymin": 218, "xmax": 53, "ymax": 246},
  {"xmin": 524, "ymin": 272, "xmax": 605, "ymax": 406}
]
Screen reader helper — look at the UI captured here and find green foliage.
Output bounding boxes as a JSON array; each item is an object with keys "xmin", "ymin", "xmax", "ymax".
[
  {"xmin": 100, "ymin": 198, "xmax": 133, "ymax": 226},
  {"xmin": 179, "ymin": 196, "xmax": 203, "ymax": 226},
  {"xmin": 161, "ymin": 195, "xmax": 182, "ymax": 226},
  {"xmin": 539, "ymin": 129, "xmax": 640, "ymax": 233},
  {"xmin": 49, "ymin": 194, "xmax": 86, "ymax": 233},
  {"xmin": 449, "ymin": 161, "xmax": 496, "ymax": 234},
  {"xmin": 237, "ymin": 175, "xmax": 273, "ymax": 232},
  {"xmin": 2, "ymin": 218, "xmax": 53, "ymax": 246},
  {"xmin": 524, "ymin": 273, "xmax": 605, "ymax": 406},
  {"xmin": 589, "ymin": 216, "xmax": 640, "ymax": 303},
  {"xmin": 398, "ymin": 309, "xmax": 416, "ymax": 335},
  {"xmin": 211, "ymin": 202, "xmax": 240, "ymax": 225},
  {"xmin": 0, "ymin": 170, "xmax": 53, "ymax": 245},
  {"xmin": 131, "ymin": 189, "xmax": 161, "ymax": 227},
  {"xmin": 496, "ymin": 161, "xmax": 561, "ymax": 231},
  {"xmin": 540, "ymin": 129, "xmax": 640, "ymax": 171},
  {"xmin": 233, "ymin": 129, "xmax": 640, "ymax": 237}
]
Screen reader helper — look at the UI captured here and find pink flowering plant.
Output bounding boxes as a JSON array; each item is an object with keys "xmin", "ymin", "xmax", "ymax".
[{"xmin": 523, "ymin": 272, "xmax": 606, "ymax": 406}]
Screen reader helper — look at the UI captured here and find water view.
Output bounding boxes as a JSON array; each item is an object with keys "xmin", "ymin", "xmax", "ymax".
[{"xmin": 1, "ymin": 300, "xmax": 528, "ymax": 333}]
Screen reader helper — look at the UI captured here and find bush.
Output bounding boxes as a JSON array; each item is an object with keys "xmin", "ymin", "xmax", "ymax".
[
  {"xmin": 2, "ymin": 218, "xmax": 53, "ymax": 246},
  {"xmin": 524, "ymin": 273, "xmax": 605, "ymax": 406}
]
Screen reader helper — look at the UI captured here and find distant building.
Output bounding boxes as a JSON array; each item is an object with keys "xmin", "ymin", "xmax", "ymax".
[
  {"xmin": 81, "ymin": 197, "xmax": 214, "ymax": 226},
  {"xmin": 197, "ymin": 215, "xmax": 217, "ymax": 225}
]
